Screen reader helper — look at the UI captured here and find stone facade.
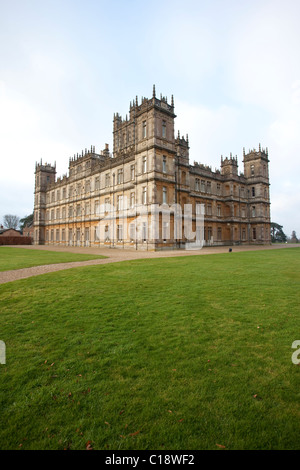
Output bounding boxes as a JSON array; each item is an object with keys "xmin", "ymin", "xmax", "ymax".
[{"xmin": 33, "ymin": 87, "xmax": 271, "ymax": 250}]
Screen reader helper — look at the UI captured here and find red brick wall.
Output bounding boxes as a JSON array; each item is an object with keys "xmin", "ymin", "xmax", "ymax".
[{"xmin": 0, "ymin": 236, "xmax": 32, "ymax": 245}]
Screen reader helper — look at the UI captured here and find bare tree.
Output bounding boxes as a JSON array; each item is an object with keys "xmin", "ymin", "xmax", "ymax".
[{"xmin": 3, "ymin": 214, "xmax": 20, "ymax": 230}]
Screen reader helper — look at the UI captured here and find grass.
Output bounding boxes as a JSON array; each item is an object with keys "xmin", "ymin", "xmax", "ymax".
[
  {"xmin": 0, "ymin": 248, "xmax": 299, "ymax": 450},
  {"xmin": 0, "ymin": 247, "xmax": 106, "ymax": 271}
]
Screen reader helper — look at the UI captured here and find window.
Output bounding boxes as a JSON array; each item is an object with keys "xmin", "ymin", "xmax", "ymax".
[
  {"xmin": 162, "ymin": 221, "xmax": 168, "ymax": 242},
  {"xmin": 130, "ymin": 165, "xmax": 135, "ymax": 180},
  {"xmin": 68, "ymin": 205, "xmax": 73, "ymax": 218},
  {"xmin": 162, "ymin": 156, "xmax": 167, "ymax": 173},
  {"xmin": 252, "ymin": 227, "xmax": 257, "ymax": 239},
  {"xmin": 162, "ymin": 120, "xmax": 166, "ymax": 138},
  {"xmin": 130, "ymin": 223, "xmax": 135, "ymax": 241},
  {"xmin": 76, "ymin": 204, "xmax": 81, "ymax": 216},
  {"xmin": 51, "ymin": 209, "xmax": 54, "ymax": 221},
  {"xmin": 252, "ymin": 206, "xmax": 256, "ymax": 217},
  {"xmin": 69, "ymin": 186, "xmax": 73, "ymax": 198},
  {"xmin": 217, "ymin": 227, "xmax": 222, "ymax": 241},
  {"xmin": 95, "ymin": 200, "xmax": 99, "ymax": 215},
  {"xmin": 85, "ymin": 180, "xmax": 91, "ymax": 193},
  {"xmin": 130, "ymin": 192, "xmax": 135, "ymax": 209},
  {"xmin": 57, "ymin": 190, "xmax": 60, "ymax": 201},
  {"xmin": 56, "ymin": 229, "xmax": 60, "ymax": 242},
  {"xmin": 196, "ymin": 203, "xmax": 203, "ymax": 215},
  {"xmin": 217, "ymin": 183, "xmax": 221, "ymax": 195},
  {"xmin": 142, "ymin": 156, "xmax": 147, "ymax": 173},
  {"xmin": 85, "ymin": 228, "xmax": 90, "ymax": 244},
  {"xmin": 76, "ymin": 229, "xmax": 81, "ymax": 246},
  {"xmin": 201, "ymin": 180, "xmax": 205, "ymax": 192},
  {"xmin": 242, "ymin": 206, "xmax": 246, "ymax": 218},
  {"xmin": 142, "ymin": 222, "xmax": 147, "ymax": 241},
  {"xmin": 76, "ymin": 183, "xmax": 81, "ymax": 196},
  {"xmin": 142, "ymin": 121, "xmax": 147, "ymax": 139},
  {"xmin": 207, "ymin": 204, "xmax": 212, "ymax": 216},
  {"xmin": 117, "ymin": 169, "xmax": 123, "ymax": 184},
  {"xmin": 51, "ymin": 191, "xmax": 55, "ymax": 202},
  {"xmin": 95, "ymin": 177, "xmax": 100, "ymax": 190},
  {"xmin": 105, "ymin": 174, "xmax": 110, "ymax": 188},
  {"xmin": 252, "ymin": 187, "xmax": 255, "ymax": 197},
  {"xmin": 163, "ymin": 187, "xmax": 167, "ymax": 204},
  {"xmin": 117, "ymin": 224, "xmax": 123, "ymax": 241},
  {"xmin": 94, "ymin": 226, "xmax": 99, "ymax": 241},
  {"xmin": 56, "ymin": 208, "xmax": 60, "ymax": 220},
  {"xmin": 69, "ymin": 229, "xmax": 73, "ymax": 244},
  {"xmin": 195, "ymin": 178, "xmax": 200, "ymax": 191},
  {"xmin": 117, "ymin": 195, "xmax": 123, "ymax": 211},
  {"xmin": 251, "ymin": 164, "xmax": 255, "ymax": 176},
  {"xmin": 104, "ymin": 198, "xmax": 110, "ymax": 213},
  {"xmin": 62, "ymin": 229, "xmax": 65, "ymax": 242},
  {"xmin": 85, "ymin": 202, "xmax": 90, "ymax": 215},
  {"xmin": 142, "ymin": 187, "xmax": 147, "ymax": 205},
  {"xmin": 217, "ymin": 205, "xmax": 221, "ymax": 217},
  {"xmin": 206, "ymin": 181, "xmax": 211, "ymax": 194},
  {"xmin": 242, "ymin": 228, "xmax": 246, "ymax": 240},
  {"xmin": 62, "ymin": 187, "xmax": 66, "ymax": 199},
  {"xmin": 105, "ymin": 224, "xmax": 110, "ymax": 241}
]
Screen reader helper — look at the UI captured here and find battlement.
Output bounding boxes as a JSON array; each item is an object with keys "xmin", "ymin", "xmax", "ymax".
[
  {"xmin": 68, "ymin": 144, "xmax": 111, "ymax": 168},
  {"xmin": 221, "ymin": 154, "xmax": 238, "ymax": 166},
  {"xmin": 243, "ymin": 143, "xmax": 269, "ymax": 162},
  {"xmin": 193, "ymin": 161, "xmax": 213, "ymax": 172},
  {"xmin": 114, "ymin": 85, "xmax": 175, "ymax": 129},
  {"xmin": 35, "ymin": 160, "xmax": 56, "ymax": 173},
  {"xmin": 175, "ymin": 131, "xmax": 189, "ymax": 148}
]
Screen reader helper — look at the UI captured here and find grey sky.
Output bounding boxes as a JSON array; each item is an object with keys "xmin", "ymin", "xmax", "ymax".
[{"xmin": 0, "ymin": 0, "xmax": 299, "ymax": 236}]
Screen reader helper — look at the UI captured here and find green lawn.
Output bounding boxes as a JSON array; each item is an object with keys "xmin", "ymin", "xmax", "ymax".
[
  {"xmin": 0, "ymin": 247, "xmax": 106, "ymax": 271},
  {"xmin": 0, "ymin": 248, "xmax": 299, "ymax": 450}
]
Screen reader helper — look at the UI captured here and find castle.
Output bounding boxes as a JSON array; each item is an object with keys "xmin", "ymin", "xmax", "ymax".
[{"xmin": 33, "ymin": 87, "xmax": 271, "ymax": 250}]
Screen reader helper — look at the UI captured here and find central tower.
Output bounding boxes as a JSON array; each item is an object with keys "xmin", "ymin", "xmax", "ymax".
[{"xmin": 113, "ymin": 85, "xmax": 176, "ymax": 160}]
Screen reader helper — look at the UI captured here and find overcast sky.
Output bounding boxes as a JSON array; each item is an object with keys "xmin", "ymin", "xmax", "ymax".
[{"xmin": 1, "ymin": 0, "xmax": 299, "ymax": 237}]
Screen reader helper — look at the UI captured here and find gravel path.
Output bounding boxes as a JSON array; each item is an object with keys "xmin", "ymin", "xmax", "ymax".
[{"xmin": 0, "ymin": 244, "xmax": 298, "ymax": 285}]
